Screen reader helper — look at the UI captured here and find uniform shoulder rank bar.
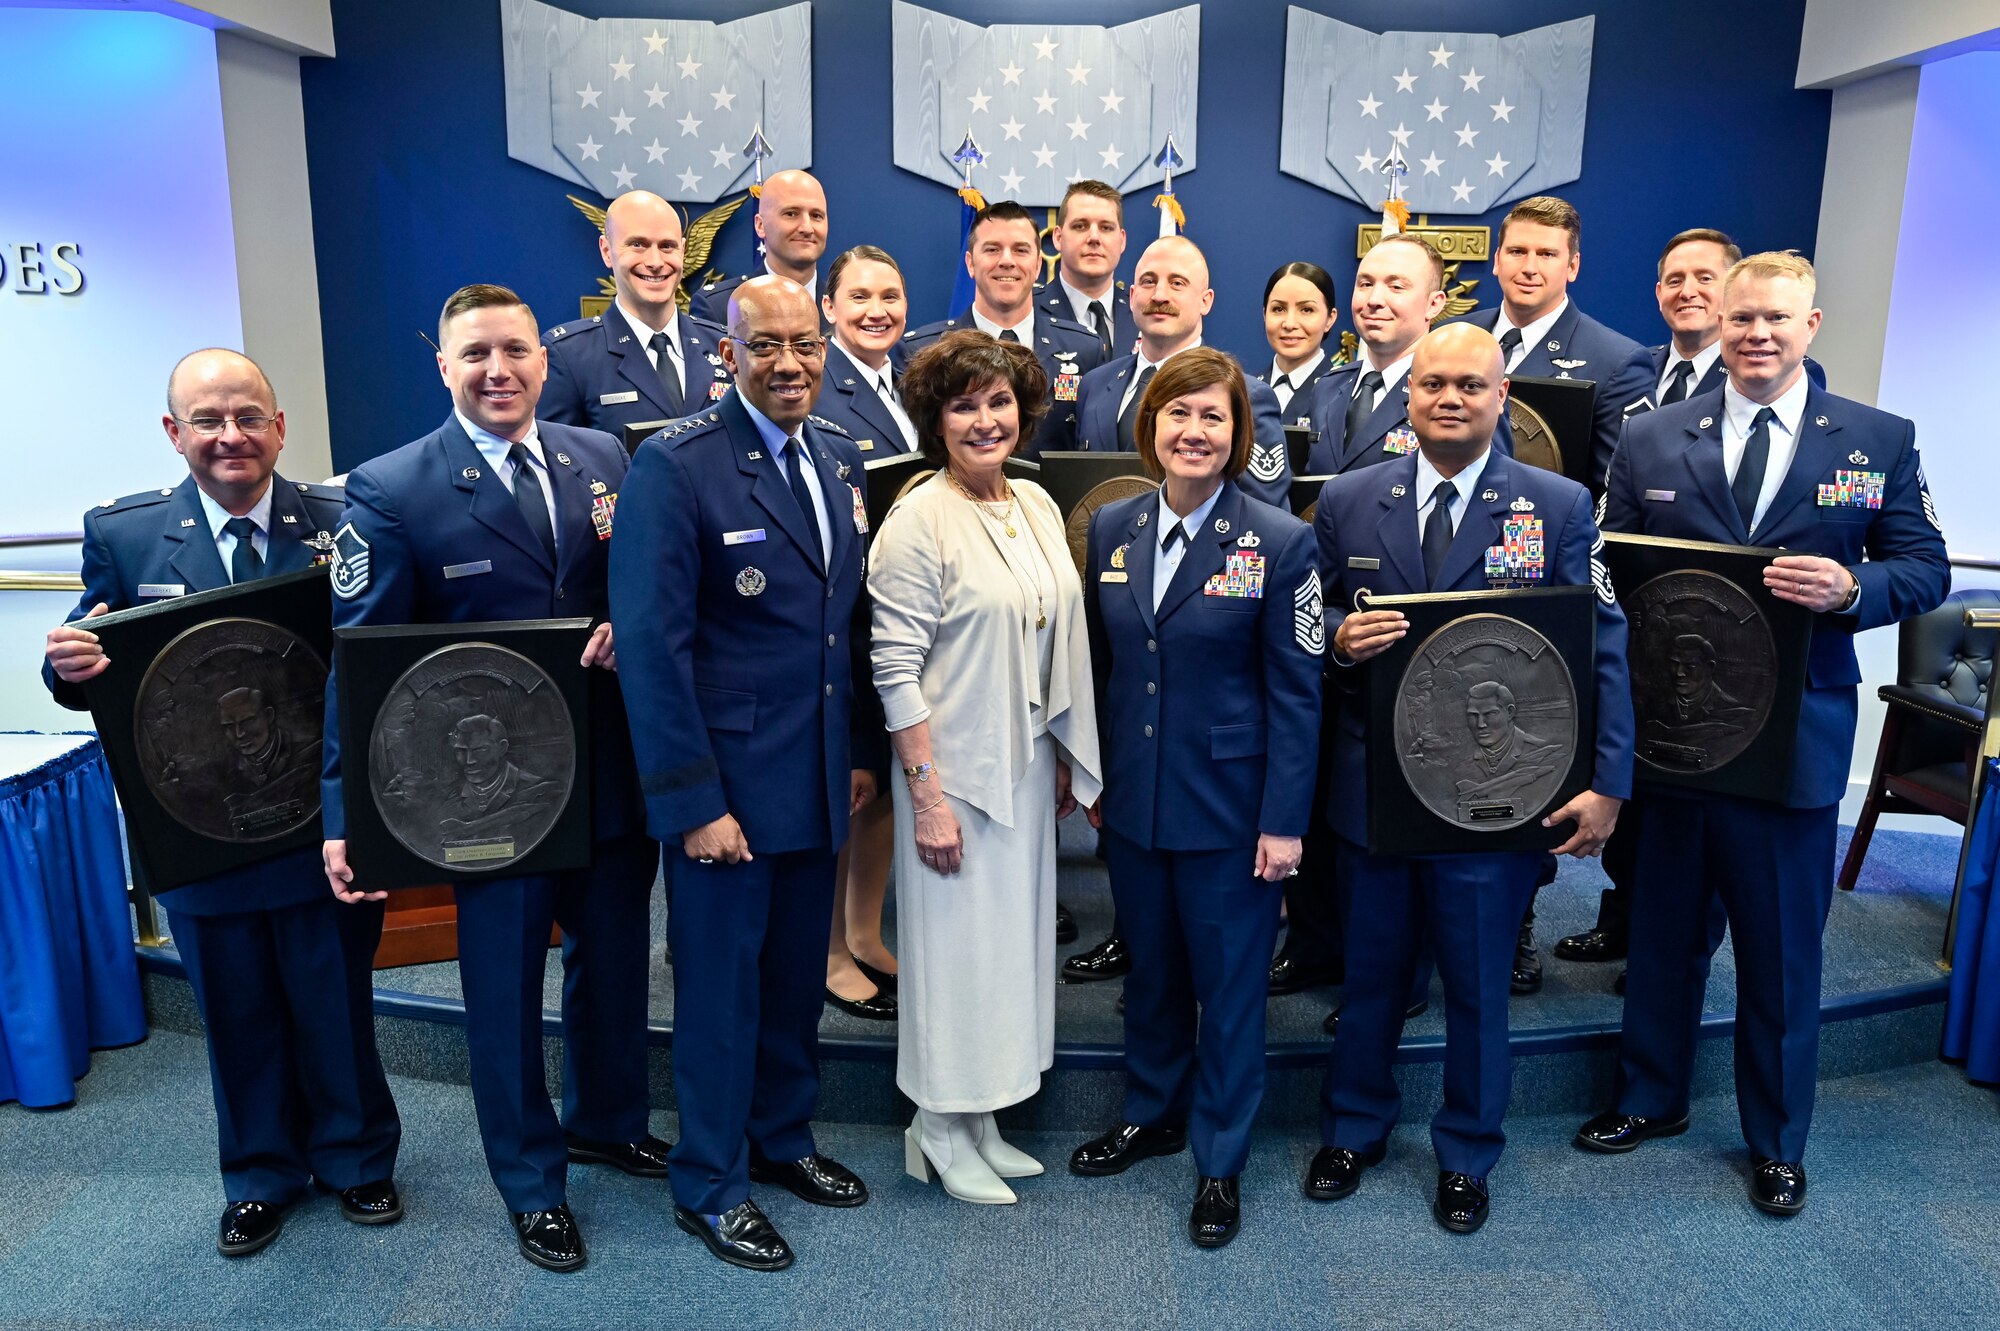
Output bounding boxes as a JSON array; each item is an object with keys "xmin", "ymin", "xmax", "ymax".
[{"xmin": 1818, "ymin": 468, "xmax": 1885, "ymax": 510}]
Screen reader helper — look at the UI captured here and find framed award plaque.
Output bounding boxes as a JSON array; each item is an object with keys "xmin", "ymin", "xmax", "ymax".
[
  {"xmin": 334, "ymin": 618, "xmax": 595, "ymax": 891},
  {"xmin": 1036, "ymin": 451, "xmax": 1157, "ymax": 575},
  {"xmin": 1506, "ymin": 375, "xmax": 1597, "ymax": 490},
  {"xmin": 1600, "ymin": 533, "xmax": 1810, "ymax": 800},
  {"xmin": 82, "ymin": 566, "xmax": 333, "ymax": 892},
  {"xmin": 1363, "ymin": 585, "xmax": 1598, "ymax": 857}
]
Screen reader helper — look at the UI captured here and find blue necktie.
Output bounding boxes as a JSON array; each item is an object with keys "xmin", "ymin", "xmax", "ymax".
[
  {"xmin": 784, "ymin": 437, "xmax": 823, "ymax": 562},
  {"xmin": 1422, "ymin": 481, "xmax": 1457, "ymax": 588},
  {"xmin": 509, "ymin": 443, "xmax": 557, "ymax": 563},
  {"xmin": 1732, "ymin": 406, "xmax": 1776, "ymax": 533},
  {"xmin": 649, "ymin": 331, "xmax": 685, "ymax": 416},
  {"xmin": 223, "ymin": 516, "xmax": 263, "ymax": 584}
]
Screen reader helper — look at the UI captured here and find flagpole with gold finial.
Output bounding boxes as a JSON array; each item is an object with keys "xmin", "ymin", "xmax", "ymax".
[
  {"xmin": 742, "ymin": 124, "xmax": 773, "ymax": 200},
  {"xmin": 947, "ymin": 128, "xmax": 987, "ymax": 317},
  {"xmin": 1380, "ymin": 146, "xmax": 1410, "ymax": 237},
  {"xmin": 1153, "ymin": 135, "xmax": 1185, "ymax": 237}
]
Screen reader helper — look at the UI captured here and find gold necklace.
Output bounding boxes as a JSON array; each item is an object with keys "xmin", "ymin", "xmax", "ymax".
[{"xmin": 947, "ymin": 469, "xmax": 1018, "ymax": 538}]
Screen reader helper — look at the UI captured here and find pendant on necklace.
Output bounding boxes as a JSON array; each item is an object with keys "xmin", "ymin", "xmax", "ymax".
[
  {"xmin": 1036, "ymin": 614, "xmax": 1047, "ymax": 628},
  {"xmin": 1005, "ymin": 523, "xmax": 1017, "ymax": 538}
]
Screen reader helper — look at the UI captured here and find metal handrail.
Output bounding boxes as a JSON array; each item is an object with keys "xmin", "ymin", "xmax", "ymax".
[{"xmin": 0, "ymin": 572, "xmax": 84, "ymax": 592}]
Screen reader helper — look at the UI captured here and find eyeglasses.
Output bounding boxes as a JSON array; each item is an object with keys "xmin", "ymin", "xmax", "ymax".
[
  {"xmin": 174, "ymin": 414, "xmax": 275, "ymax": 436},
  {"xmin": 728, "ymin": 336, "xmax": 826, "ymax": 362}
]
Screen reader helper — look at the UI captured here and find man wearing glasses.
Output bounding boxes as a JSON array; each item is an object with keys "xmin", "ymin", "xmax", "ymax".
[
  {"xmin": 610, "ymin": 275, "xmax": 882, "ymax": 1271},
  {"xmin": 42, "ymin": 349, "xmax": 402, "ymax": 1258}
]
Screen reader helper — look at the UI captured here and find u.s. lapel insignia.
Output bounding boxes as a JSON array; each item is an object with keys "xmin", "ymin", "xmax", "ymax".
[
  {"xmin": 747, "ymin": 450, "xmax": 763, "ymax": 460},
  {"xmin": 1510, "ymin": 496, "xmax": 1535, "ymax": 512},
  {"xmin": 736, "ymin": 566, "xmax": 766, "ymax": 596},
  {"xmin": 1214, "ymin": 518, "xmax": 1231, "ymax": 535},
  {"xmin": 180, "ymin": 517, "xmax": 197, "ymax": 527},
  {"xmin": 1848, "ymin": 450, "xmax": 1868, "ymax": 465},
  {"xmin": 280, "ymin": 514, "xmax": 298, "ymax": 524},
  {"xmin": 1237, "ymin": 531, "xmax": 1260, "ymax": 548},
  {"xmin": 590, "ymin": 480, "xmax": 608, "ymax": 495},
  {"xmin": 1390, "ymin": 484, "xmax": 1406, "ymax": 498},
  {"xmin": 1110, "ymin": 543, "xmax": 1128, "ymax": 569},
  {"xmin": 463, "ymin": 467, "xmax": 481, "ymax": 480},
  {"xmin": 1481, "ymin": 489, "xmax": 1499, "ymax": 502}
]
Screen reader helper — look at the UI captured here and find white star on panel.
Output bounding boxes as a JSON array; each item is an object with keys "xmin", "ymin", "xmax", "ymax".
[
  {"xmin": 1033, "ymin": 33, "xmax": 1057, "ymax": 60},
  {"xmin": 1066, "ymin": 60, "xmax": 1091, "ymax": 85},
  {"xmin": 1389, "ymin": 122, "xmax": 1413, "ymax": 147},
  {"xmin": 677, "ymin": 55, "xmax": 701, "ymax": 79},
  {"xmin": 1424, "ymin": 97, "xmax": 1448, "ymax": 122},
  {"xmin": 643, "ymin": 138, "xmax": 668, "ymax": 163},
  {"xmin": 1066, "ymin": 169, "xmax": 1086, "ymax": 184},
  {"xmin": 1066, "ymin": 115, "xmax": 1091, "ymax": 140},
  {"xmin": 677, "ymin": 111, "xmax": 701, "ymax": 136},
  {"xmin": 1485, "ymin": 152, "xmax": 1510, "ymax": 176},
  {"xmin": 1490, "ymin": 98, "xmax": 1514, "ymax": 122},
  {"xmin": 1393, "ymin": 68, "xmax": 1418, "ymax": 93},
  {"xmin": 643, "ymin": 84, "xmax": 667, "ymax": 108},
  {"xmin": 1000, "ymin": 117, "xmax": 1024, "ymax": 141},
  {"xmin": 1455, "ymin": 123, "xmax": 1479, "ymax": 148},
  {"xmin": 642, "ymin": 30, "xmax": 666, "ymax": 56},
  {"xmin": 1358, "ymin": 93, "xmax": 1382, "ymax": 118},
  {"xmin": 709, "ymin": 144, "xmax": 734, "ymax": 167},
  {"xmin": 609, "ymin": 55, "xmax": 634, "ymax": 81},
  {"xmin": 1099, "ymin": 144, "xmax": 1124, "ymax": 169},
  {"xmin": 1032, "ymin": 143, "xmax": 1057, "ymax": 168},
  {"xmin": 609, "ymin": 109, "xmax": 635, "ymax": 134},
  {"xmin": 612, "ymin": 164, "xmax": 636, "ymax": 188},
  {"xmin": 999, "ymin": 61, "xmax": 1024, "ymax": 86},
  {"xmin": 711, "ymin": 85, "xmax": 736, "ymax": 111},
  {"xmin": 1419, "ymin": 151, "xmax": 1444, "ymax": 176},
  {"xmin": 1460, "ymin": 67, "xmax": 1484, "ymax": 92},
  {"xmin": 1450, "ymin": 179, "xmax": 1476, "ymax": 203},
  {"xmin": 1033, "ymin": 89, "xmax": 1057, "ymax": 114},
  {"xmin": 1000, "ymin": 168, "xmax": 1024, "ymax": 192},
  {"xmin": 578, "ymin": 84, "xmax": 602, "ymax": 109},
  {"xmin": 969, "ymin": 88, "xmax": 991, "ymax": 113},
  {"xmin": 1355, "ymin": 147, "xmax": 1381, "ymax": 173},
  {"xmin": 1428, "ymin": 42, "xmax": 1454, "ymax": 69},
  {"xmin": 1100, "ymin": 88, "xmax": 1124, "ymax": 113},
  {"xmin": 678, "ymin": 166, "xmax": 701, "ymax": 191},
  {"xmin": 578, "ymin": 136, "xmax": 602, "ymax": 161}
]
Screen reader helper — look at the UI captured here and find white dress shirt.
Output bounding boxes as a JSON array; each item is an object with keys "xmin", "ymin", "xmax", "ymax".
[
  {"xmin": 838, "ymin": 341, "xmax": 919, "ymax": 450},
  {"xmin": 195, "ymin": 483, "xmax": 273, "ymax": 580},
  {"xmin": 1721, "ymin": 374, "xmax": 1811, "ymax": 539},
  {"xmin": 458, "ymin": 411, "xmax": 560, "ymax": 553},
  {"xmin": 738, "ymin": 394, "xmax": 831, "ymax": 561},
  {"xmin": 1151, "ymin": 484, "xmax": 1225, "ymax": 613},
  {"xmin": 970, "ymin": 305, "xmax": 1035, "ymax": 344},
  {"xmin": 1058, "ymin": 275, "xmax": 1117, "ymax": 337},
  {"xmin": 1268, "ymin": 348, "xmax": 1326, "ymax": 415},
  {"xmin": 1120, "ymin": 338, "xmax": 1203, "ymax": 419},
  {"xmin": 1414, "ymin": 447, "xmax": 1490, "ymax": 540},
  {"xmin": 616, "ymin": 300, "xmax": 686, "ymax": 391},
  {"xmin": 1495, "ymin": 297, "xmax": 1569, "ymax": 372},
  {"xmin": 1657, "ymin": 340, "xmax": 1722, "ymax": 401},
  {"xmin": 1352, "ymin": 348, "xmax": 1416, "ymax": 408}
]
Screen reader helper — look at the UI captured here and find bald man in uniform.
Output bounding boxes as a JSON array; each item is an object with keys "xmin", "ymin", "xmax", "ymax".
[{"xmin": 692, "ymin": 170, "xmax": 831, "ymax": 332}]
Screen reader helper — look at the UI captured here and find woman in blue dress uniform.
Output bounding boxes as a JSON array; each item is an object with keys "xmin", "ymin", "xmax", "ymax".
[
  {"xmin": 1257, "ymin": 262, "xmax": 1342, "ymax": 427},
  {"xmin": 1070, "ymin": 348, "xmax": 1325, "ymax": 1247}
]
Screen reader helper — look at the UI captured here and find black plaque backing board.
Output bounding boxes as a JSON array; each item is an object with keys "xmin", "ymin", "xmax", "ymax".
[
  {"xmin": 1284, "ymin": 425, "xmax": 1320, "ymax": 477},
  {"xmin": 1506, "ymin": 375, "xmax": 1597, "ymax": 489},
  {"xmin": 334, "ymin": 618, "xmax": 594, "ymax": 891},
  {"xmin": 1036, "ymin": 451, "xmax": 1153, "ymax": 520},
  {"xmin": 623, "ymin": 419, "xmax": 675, "ymax": 456},
  {"xmin": 1600, "ymin": 533, "xmax": 1810, "ymax": 800},
  {"xmin": 82, "ymin": 566, "xmax": 333, "ymax": 893},
  {"xmin": 1363, "ymin": 585, "xmax": 1597, "ymax": 857},
  {"xmin": 1291, "ymin": 475, "xmax": 1334, "ymax": 521},
  {"xmin": 862, "ymin": 452, "xmax": 933, "ymax": 533}
]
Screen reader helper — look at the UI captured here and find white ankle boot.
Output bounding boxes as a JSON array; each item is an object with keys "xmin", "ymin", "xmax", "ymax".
[
  {"xmin": 904, "ymin": 1109, "xmax": 1016, "ymax": 1204},
  {"xmin": 970, "ymin": 1112, "xmax": 1044, "ymax": 1178}
]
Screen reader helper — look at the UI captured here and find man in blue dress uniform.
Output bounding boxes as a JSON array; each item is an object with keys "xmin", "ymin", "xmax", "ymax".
[
  {"xmin": 1035, "ymin": 179, "xmax": 1138, "ymax": 359},
  {"xmin": 43, "ymin": 349, "xmax": 401, "ymax": 1258},
  {"xmin": 320, "ymin": 285, "xmax": 662, "ymax": 1272},
  {"xmin": 540, "ymin": 190, "xmax": 731, "ymax": 436},
  {"xmin": 691, "ymin": 169, "xmax": 831, "ymax": 332},
  {"xmin": 1575, "ymin": 252, "xmax": 1948, "ymax": 1215},
  {"xmin": 610, "ymin": 276, "xmax": 879, "ymax": 1272},
  {"xmin": 898, "ymin": 200, "xmax": 1105, "ymax": 457},
  {"xmin": 1308, "ymin": 324, "xmax": 1634, "ymax": 1234}
]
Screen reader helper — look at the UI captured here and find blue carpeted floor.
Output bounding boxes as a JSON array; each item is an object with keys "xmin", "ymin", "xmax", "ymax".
[{"xmin": 3, "ymin": 1028, "xmax": 1998, "ymax": 1330}]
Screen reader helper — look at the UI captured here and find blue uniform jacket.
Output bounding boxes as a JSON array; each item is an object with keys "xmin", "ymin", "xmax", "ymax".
[
  {"xmin": 813, "ymin": 340, "xmax": 917, "ymax": 456},
  {"xmin": 1036, "ymin": 279, "xmax": 1138, "ymax": 359},
  {"xmin": 319, "ymin": 416, "xmax": 644, "ymax": 845},
  {"xmin": 47, "ymin": 473, "xmax": 345, "ymax": 915},
  {"xmin": 1084, "ymin": 484, "xmax": 1324, "ymax": 849},
  {"xmin": 540, "ymin": 309, "xmax": 731, "ymax": 435},
  {"xmin": 895, "ymin": 312, "xmax": 1107, "ymax": 457},
  {"xmin": 1644, "ymin": 345, "xmax": 1827, "ymax": 402},
  {"xmin": 690, "ymin": 271, "xmax": 832, "ymax": 332},
  {"xmin": 1253, "ymin": 353, "xmax": 1343, "ymax": 430},
  {"xmin": 1455, "ymin": 302, "xmax": 1654, "ymax": 489},
  {"xmin": 1603, "ymin": 385, "xmax": 1949, "ymax": 808},
  {"xmin": 1313, "ymin": 449, "xmax": 1635, "ymax": 847},
  {"xmin": 608, "ymin": 391, "xmax": 878, "ymax": 852},
  {"xmin": 1075, "ymin": 353, "xmax": 1295, "ymax": 508}
]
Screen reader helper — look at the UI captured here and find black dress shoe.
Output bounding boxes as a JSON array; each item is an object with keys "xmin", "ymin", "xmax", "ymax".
[
  {"xmin": 748, "ymin": 1150, "xmax": 868, "ymax": 1207},
  {"xmin": 217, "ymin": 1200, "xmax": 283, "ymax": 1257},
  {"xmin": 1302, "ymin": 1144, "xmax": 1384, "ymax": 1201},
  {"xmin": 511, "ymin": 1205, "xmax": 586, "ymax": 1272},
  {"xmin": 1572, "ymin": 1110, "xmax": 1690, "ymax": 1154},
  {"xmin": 1511, "ymin": 922, "xmax": 1542, "ymax": 995},
  {"xmin": 675, "ymin": 1200, "xmax": 793, "ymax": 1271},
  {"xmin": 330, "ymin": 1178, "xmax": 403, "ymax": 1224},
  {"xmin": 1062, "ymin": 934, "xmax": 1131, "ymax": 982},
  {"xmin": 852, "ymin": 955, "xmax": 898, "ymax": 995},
  {"xmin": 1433, "ymin": 1172, "xmax": 1489, "ymax": 1234},
  {"xmin": 1750, "ymin": 1158, "xmax": 1807, "ymax": 1216},
  {"xmin": 1322, "ymin": 997, "xmax": 1429, "ymax": 1037},
  {"xmin": 1188, "ymin": 1175, "xmax": 1241, "ymax": 1248},
  {"xmin": 566, "ymin": 1132, "xmax": 672, "ymax": 1178},
  {"xmin": 1552, "ymin": 926, "xmax": 1628, "ymax": 963},
  {"xmin": 824, "ymin": 983, "xmax": 897, "ymax": 1021},
  {"xmin": 1268, "ymin": 954, "xmax": 1341, "ymax": 995},
  {"xmin": 1068, "ymin": 1122, "xmax": 1188, "ymax": 1176},
  {"xmin": 1055, "ymin": 900, "xmax": 1079, "ymax": 945}
]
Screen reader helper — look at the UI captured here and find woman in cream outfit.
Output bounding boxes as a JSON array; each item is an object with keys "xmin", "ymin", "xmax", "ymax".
[{"xmin": 869, "ymin": 329, "xmax": 1102, "ymax": 1204}]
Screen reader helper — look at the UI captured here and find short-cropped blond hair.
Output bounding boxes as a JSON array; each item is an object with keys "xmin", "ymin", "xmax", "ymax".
[{"xmin": 1725, "ymin": 251, "xmax": 1816, "ymax": 303}]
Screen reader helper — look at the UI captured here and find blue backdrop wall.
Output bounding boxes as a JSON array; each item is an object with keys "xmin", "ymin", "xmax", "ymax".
[{"xmin": 302, "ymin": 0, "xmax": 1828, "ymax": 471}]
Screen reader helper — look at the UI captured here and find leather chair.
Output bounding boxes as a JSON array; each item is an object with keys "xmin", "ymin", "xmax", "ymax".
[{"xmin": 1838, "ymin": 588, "xmax": 2000, "ymax": 891}]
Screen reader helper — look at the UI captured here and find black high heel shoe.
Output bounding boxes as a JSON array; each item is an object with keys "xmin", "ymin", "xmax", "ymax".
[
  {"xmin": 851, "ymin": 954, "xmax": 898, "ymax": 995},
  {"xmin": 824, "ymin": 981, "xmax": 897, "ymax": 1021}
]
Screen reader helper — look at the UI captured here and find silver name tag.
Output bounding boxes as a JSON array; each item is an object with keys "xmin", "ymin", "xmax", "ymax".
[
  {"xmin": 443, "ymin": 560, "xmax": 493, "ymax": 579},
  {"xmin": 137, "ymin": 583, "xmax": 185, "ymax": 598},
  {"xmin": 1645, "ymin": 489, "xmax": 1677, "ymax": 502},
  {"xmin": 1347, "ymin": 557, "xmax": 1381, "ymax": 570},
  {"xmin": 599, "ymin": 390, "xmax": 640, "ymax": 405},
  {"xmin": 723, "ymin": 529, "xmax": 766, "ymax": 545}
]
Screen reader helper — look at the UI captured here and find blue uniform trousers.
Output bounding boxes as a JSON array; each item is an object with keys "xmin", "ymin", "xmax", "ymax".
[
  {"xmin": 168, "ymin": 893, "xmax": 398, "ymax": 1206},
  {"xmin": 1322, "ymin": 839, "xmax": 1539, "ymax": 1177},
  {"xmin": 1104, "ymin": 829, "xmax": 1283, "ymax": 1179},
  {"xmin": 665, "ymin": 847, "xmax": 835, "ymax": 1215},
  {"xmin": 452, "ymin": 831, "xmax": 657, "ymax": 1212},
  {"xmin": 1615, "ymin": 796, "xmax": 1838, "ymax": 1163}
]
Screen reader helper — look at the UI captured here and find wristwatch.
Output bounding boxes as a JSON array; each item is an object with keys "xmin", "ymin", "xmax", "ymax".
[{"xmin": 1837, "ymin": 572, "xmax": 1860, "ymax": 613}]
